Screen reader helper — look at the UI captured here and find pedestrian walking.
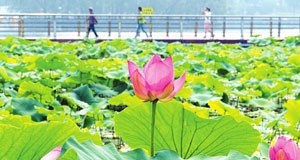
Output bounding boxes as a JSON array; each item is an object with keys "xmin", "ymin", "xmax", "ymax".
[
  {"xmin": 135, "ymin": 7, "xmax": 148, "ymax": 38},
  {"xmin": 87, "ymin": 7, "xmax": 98, "ymax": 38},
  {"xmin": 202, "ymin": 7, "xmax": 213, "ymax": 38}
]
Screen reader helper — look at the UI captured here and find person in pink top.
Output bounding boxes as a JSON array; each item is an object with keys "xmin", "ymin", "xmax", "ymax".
[{"xmin": 202, "ymin": 7, "xmax": 213, "ymax": 38}]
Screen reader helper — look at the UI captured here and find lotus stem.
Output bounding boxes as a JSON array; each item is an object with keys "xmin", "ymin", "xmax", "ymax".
[
  {"xmin": 151, "ymin": 99, "xmax": 158, "ymax": 157},
  {"xmin": 81, "ymin": 114, "xmax": 88, "ymax": 129}
]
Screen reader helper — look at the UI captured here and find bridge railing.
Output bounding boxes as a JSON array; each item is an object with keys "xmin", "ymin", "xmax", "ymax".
[{"xmin": 0, "ymin": 13, "xmax": 299, "ymax": 39}]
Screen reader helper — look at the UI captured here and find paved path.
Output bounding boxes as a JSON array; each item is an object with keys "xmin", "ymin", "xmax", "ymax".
[{"xmin": 1, "ymin": 29, "xmax": 299, "ymax": 43}]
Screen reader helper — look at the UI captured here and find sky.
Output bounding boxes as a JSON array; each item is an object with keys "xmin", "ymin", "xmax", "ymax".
[{"xmin": 0, "ymin": 0, "xmax": 299, "ymax": 15}]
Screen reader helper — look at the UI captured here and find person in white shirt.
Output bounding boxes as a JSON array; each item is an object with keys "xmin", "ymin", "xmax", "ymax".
[{"xmin": 202, "ymin": 7, "xmax": 213, "ymax": 38}]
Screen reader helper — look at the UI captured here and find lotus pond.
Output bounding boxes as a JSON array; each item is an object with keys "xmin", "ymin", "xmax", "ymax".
[{"xmin": 0, "ymin": 36, "xmax": 300, "ymax": 159}]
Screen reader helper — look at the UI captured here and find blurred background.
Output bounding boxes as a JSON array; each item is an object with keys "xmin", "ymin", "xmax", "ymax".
[{"xmin": 0, "ymin": 0, "xmax": 299, "ymax": 15}]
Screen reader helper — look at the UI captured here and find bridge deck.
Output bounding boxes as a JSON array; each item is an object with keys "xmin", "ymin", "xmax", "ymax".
[
  {"xmin": 0, "ymin": 14, "xmax": 299, "ymax": 41},
  {"xmin": 22, "ymin": 38, "xmax": 249, "ymax": 44},
  {"xmin": 10, "ymin": 30, "xmax": 293, "ymax": 44}
]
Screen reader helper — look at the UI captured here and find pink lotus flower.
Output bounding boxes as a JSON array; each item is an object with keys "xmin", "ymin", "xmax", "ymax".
[
  {"xmin": 269, "ymin": 136, "xmax": 300, "ymax": 160},
  {"xmin": 41, "ymin": 146, "xmax": 62, "ymax": 160},
  {"xmin": 128, "ymin": 55, "xmax": 186, "ymax": 102}
]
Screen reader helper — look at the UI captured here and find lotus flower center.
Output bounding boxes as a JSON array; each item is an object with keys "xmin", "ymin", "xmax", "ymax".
[{"xmin": 276, "ymin": 149, "xmax": 288, "ymax": 160}]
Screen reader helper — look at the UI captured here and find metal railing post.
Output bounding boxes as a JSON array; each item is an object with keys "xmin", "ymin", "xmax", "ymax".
[
  {"xmin": 299, "ymin": 17, "xmax": 300, "ymax": 35},
  {"xmin": 150, "ymin": 16, "xmax": 152, "ymax": 38},
  {"xmin": 166, "ymin": 17, "xmax": 169, "ymax": 37},
  {"xmin": 180, "ymin": 16, "xmax": 183, "ymax": 39},
  {"xmin": 240, "ymin": 17, "xmax": 244, "ymax": 39},
  {"xmin": 278, "ymin": 17, "xmax": 281, "ymax": 38},
  {"xmin": 77, "ymin": 17, "xmax": 80, "ymax": 37},
  {"xmin": 195, "ymin": 22, "xmax": 198, "ymax": 37},
  {"xmin": 48, "ymin": 17, "xmax": 51, "ymax": 37},
  {"xmin": 108, "ymin": 17, "xmax": 111, "ymax": 37},
  {"xmin": 85, "ymin": 16, "xmax": 88, "ymax": 37},
  {"xmin": 18, "ymin": 16, "xmax": 21, "ymax": 37},
  {"xmin": 21, "ymin": 16, "xmax": 24, "ymax": 37},
  {"xmin": 118, "ymin": 16, "xmax": 121, "ymax": 38},
  {"xmin": 53, "ymin": 16, "xmax": 56, "ymax": 39},
  {"xmin": 223, "ymin": 17, "xmax": 226, "ymax": 38},
  {"xmin": 250, "ymin": 17, "xmax": 253, "ymax": 37},
  {"xmin": 270, "ymin": 17, "xmax": 273, "ymax": 37}
]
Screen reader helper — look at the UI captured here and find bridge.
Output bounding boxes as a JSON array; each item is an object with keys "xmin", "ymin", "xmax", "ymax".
[{"xmin": 0, "ymin": 13, "xmax": 300, "ymax": 43}]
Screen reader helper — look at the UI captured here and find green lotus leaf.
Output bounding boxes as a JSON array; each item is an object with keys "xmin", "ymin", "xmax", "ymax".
[
  {"xmin": 189, "ymin": 150, "xmax": 259, "ymax": 160},
  {"xmin": 35, "ymin": 53, "xmax": 66, "ymax": 71},
  {"xmin": 115, "ymin": 101, "xmax": 261, "ymax": 159},
  {"xmin": 288, "ymin": 54, "xmax": 300, "ymax": 67},
  {"xmin": 190, "ymin": 93, "xmax": 221, "ymax": 106},
  {"xmin": 249, "ymin": 98, "xmax": 279, "ymax": 111},
  {"xmin": 0, "ymin": 97, "xmax": 4, "ymax": 107},
  {"xmin": 18, "ymin": 81, "xmax": 54, "ymax": 104},
  {"xmin": 188, "ymin": 84, "xmax": 221, "ymax": 105},
  {"xmin": 11, "ymin": 98, "xmax": 45, "ymax": 122},
  {"xmin": 105, "ymin": 67, "xmax": 128, "ymax": 79},
  {"xmin": 0, "ymin": 66, "xmax": 12, "ymax": 82},
  {"xmin": 282, "ymin": 125, "xmax": 300, "ymax": 138},
  {"xmin": 60, "ymin": 136, "xmax": 182, "ymax": 160},
  {"xmin": 176, "ymin": 87, "xmax": 194, "ymax": 99},
  {"xmin": 257, "ymin": 142, "xmax": 270, "ymax": 160},
  {"xmin": 70, "ymin": 85, "xmax": 98, "ymax": 105},
  {"xmin": 0, "ymin": 115, "xmax": 101, "ymax": 159},
  {"xmin": 193, "ymin": 64, "xmax": 206, "ymax": 72},
  {"xmin": 108, "ymin": 92, "xmax": 143, "ymax": 107},
  {"xmin": 208, "ymin": 100, "xmax": 261, "ymax": 125},
  {"xmin": 283, "ymin": 99, "xmax": 300, "ymax": 126},
  {"xmin": 89, "ymin": 84, "xmax": 118, "ymax": 97}
]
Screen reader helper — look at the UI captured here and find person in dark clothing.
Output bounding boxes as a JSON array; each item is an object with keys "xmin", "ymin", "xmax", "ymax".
[{"xmin": 87, "ymin": 8, "xmax": 98, "ymax": 38}]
